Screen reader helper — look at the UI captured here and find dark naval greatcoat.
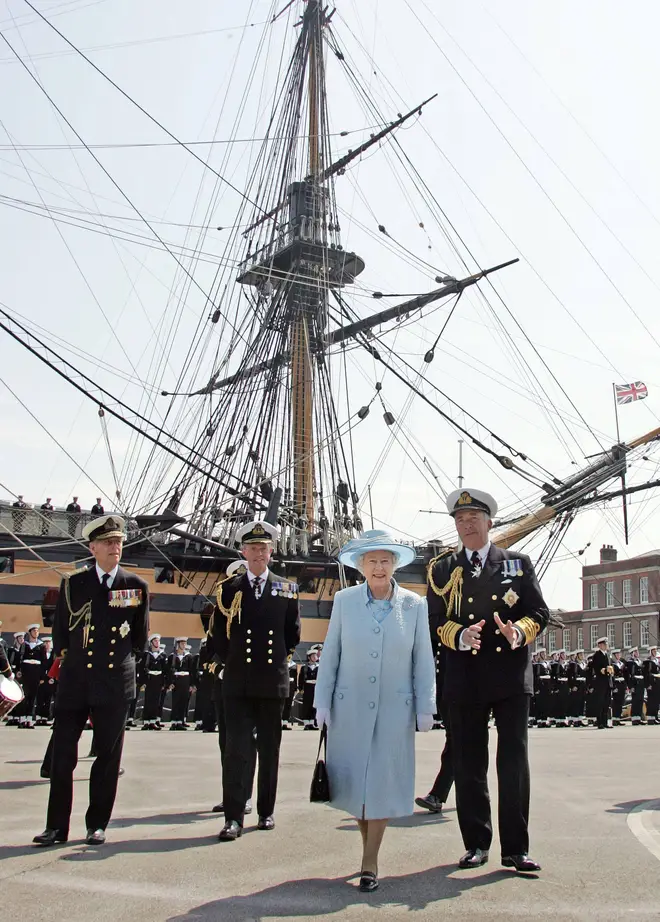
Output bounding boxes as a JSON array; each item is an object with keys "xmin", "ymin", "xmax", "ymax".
[
  {"xmin": 53, "ymin": 567, "xmax": 149, "ymax": 707},
  {"xmin": 428, "ymin": 545, "xmax": 550, "ymax": 702}
]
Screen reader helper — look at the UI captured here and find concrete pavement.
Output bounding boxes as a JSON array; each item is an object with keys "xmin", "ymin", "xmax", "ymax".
[{"xmin": 1, "ymin": 723, "xmax": 658, "ymax": 921}]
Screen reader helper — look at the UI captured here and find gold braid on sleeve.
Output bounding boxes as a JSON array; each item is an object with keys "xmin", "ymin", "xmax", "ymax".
[
  {"xmin": 215, "ymin": 579, "xmax": 243, "ymax": 639},
  {"xmin": 514, "ymin": 616, "xmax": 540, "ymax": 645}
]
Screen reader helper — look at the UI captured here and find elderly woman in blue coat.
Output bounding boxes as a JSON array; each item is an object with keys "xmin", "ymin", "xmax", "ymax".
[{"xmin": 314, "ymin": 530, "xmax": 436, "ymax": 893}]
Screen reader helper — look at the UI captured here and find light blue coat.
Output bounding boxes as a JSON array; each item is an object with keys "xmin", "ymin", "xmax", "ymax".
[{"xmin": 314, "ymin": 581, "xmax": 436, "ymax": 819}]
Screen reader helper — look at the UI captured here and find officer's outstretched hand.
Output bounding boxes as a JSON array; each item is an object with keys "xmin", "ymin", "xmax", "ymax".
[
  {"xmin": 462, "ymin": 619, "xmax": 486, "ymax": 649},
  {"xmin": 494, "ymin": 613, "xmax": 522, "ymax": 649}
]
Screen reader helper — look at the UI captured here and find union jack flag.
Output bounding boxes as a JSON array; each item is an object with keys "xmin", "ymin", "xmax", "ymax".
[{"xmin": 615, "ymin": 381, "xmax": 648, "ymax": 405}]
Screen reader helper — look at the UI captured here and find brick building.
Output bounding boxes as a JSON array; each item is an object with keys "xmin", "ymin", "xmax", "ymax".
[{"xmin": 538, "ymin": 544, "xmax": 660, "ymax": 653}]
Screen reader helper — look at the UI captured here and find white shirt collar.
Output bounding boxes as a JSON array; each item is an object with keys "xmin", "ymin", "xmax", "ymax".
[
  {"xmin": 464, "ymin": 541, "xmax": 491, "ymax": 566},
  {"xmin": 246, "ymin": 567, "xmax": 269, "ymax": 585},
  {"xmin": 96, "ymin": 563, "xmax": 119, "ymax": 588}
]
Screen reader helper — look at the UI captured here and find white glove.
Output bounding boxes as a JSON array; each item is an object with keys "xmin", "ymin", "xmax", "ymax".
[
  {"xmin": 417, "ymin": 714, "xmax": 434, "ymax": 732},
  {"xmin": 315, "ymin": 708, "xmax": 331, "ymax": 729}
]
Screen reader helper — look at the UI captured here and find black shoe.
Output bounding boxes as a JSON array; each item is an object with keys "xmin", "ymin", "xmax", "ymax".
[
  {"xmin": 501, "ymin": 854, "xmax": 541, "ymax": 873},
  {"xmin": 257, "ymin": 815, "xmax": 275, "ymax": 830},
  {"xmin": 244, "ymin": 800, "xmax": 252, "ymax": 815},
  {"xmin": 212, "ymin": 802, "xmax": 224, "ymax": 813},
  {"xmin": 359, "ymin": 871, "xmax": 379, "ymax": 892},
  {"xmin": 282, "ymin": 723, "xmax": 292, "ymax": 730},
  {"xmin": 415, "ymin": 794, "xmax": 443, "ymax": 813},
  {"xmin": 458, "ymin": 848, "xmax": 489, "ymax": 869},
  {"xmin": 33, "ymin": 828, "xmax": 68, "ymax": 847},
  {"xmin": 40, "ymin": 767, "xmax": 50, "ymax": 779},
  {"xmin": 85, "ymin": 828, "xmax": 106, "ymax": 845},
  {"xmin": 118, "ymin": 768, "xmax": 125, "ymax": 777},
  {"xmin": 304, "ymin": 724, "xmax": 315, "ymax": 730},
  {"xmin": 218, "ymin": 821, "xmax": 242, "ymax": 841}
]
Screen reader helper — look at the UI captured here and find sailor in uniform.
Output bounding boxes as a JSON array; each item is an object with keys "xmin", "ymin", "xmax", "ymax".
[
  {"xmin": 625, "ymin": 647, "xmax": 645, "ymax": 725},
  {"xmin": 212, "ymin": 521, "xmax": 301, "ymax": 841},
  {"xmin": 610, "ymin": 649, "xmax": 627, "ymax": 725},
  {"xmin": 207, "ymin": 559, "xmax": 256, "ymax": 815},
  {"xmin": 532, "ymin": 648, "xmax": 551, "ymax": 727},
  {"xmin": 91, "ymin": 498, "xmax": 105, "ymax": 516},
  {"xmin": 33, "ymin": 514, "xmax": 148, "ymax": 847},
  {"xmin": 282, "ymin": 658, "xmax": 298, "ymax": 730},
  {"xmin": 168, "ymin": 637, "xmax": 194, "ymax": 730},
  {"xmin": 567, "ymin": 649, "xmax": 588, "ymax": 726},
  {"xmin": 591, "ymin": 637, "xmax": 613, "ymax": 729},
  {"xmin": 36, "ymin": 636, "xmax": 55, "ymax": 725},
  {"xmin": 428, "ymin": 488, "xmax": 549, "ymax": 873},
  {"xmin": 18, "ymin": 623, "xmax": 45, "ymax": 728},
  {"xmin": 298, "ymin": 646, "xmax": 321, "ymax": 729},
  {"xmin": 644, "ymin": 647, "xmax": 660, "ymax": 724},
  {"xmin": 65, "ymin": 497, "xmax": 81, "ymax": 537},
  {"xmin": 40, "ymin": 498, "xmax": 54, "ymax": 536},
  {"xmin": 551, "ymin": 650, "xmax": 570, "ymax": 727},
  {"xmin": 6, "ymin": 632, "xmax": 24, "ymax": 725},
  {"xmin": 141, "ymin": 634, "xmax": 168, "ymax": 729},
  {"xmin": 11, "ymin": 495, "xmax": 28, "ymax": 532}
]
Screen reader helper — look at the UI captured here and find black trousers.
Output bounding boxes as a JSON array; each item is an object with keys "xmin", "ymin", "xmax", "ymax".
[
  {"xmin": 631, "ymin": 681, "xmax": 645, "ymax": 719},
  {"xmin": 46, "ymin": 703, "xmax": 128, "ymax": 833},
  {"xmin": 449, "ymin": 694, "xmax": 530, "ymax": 857},
  {"xmin": 282, "ymin": 685, "xmax": 296, "ymax": 722},
  {"xmin": 429, "ymin": 703, "xmax": 454, "ymax": 802},
  {"xmin": 535, "ymin": 686, "xmax": 550, "ymax": 721},
  {"xmin": 222, "ymin": 694, "xmax": 283, "ymax": 825},
  {"xmin": 171, "ymin": 677, "xmax": 191, "ymax": 722},
  {"xmin": 213, "ymin": 682, "xmax": 256, "ymax": 799},
  {"xmin": 592, "ymin": 683, "xmax": 611, "ymax": 728},
  {"xmin": 37, "ymin": 680, "xmax": 54, "ymax": 719},
  {"xmin": 143, "ymin": 677, "xmax": 164, "ymax": 721},
  {"xmin": 647, "ymin": 680, "xmax": 660, "ymax": 720},
  {"xmin": 611, "ymin": 687, "xmax": 626, "ymax": 719}
]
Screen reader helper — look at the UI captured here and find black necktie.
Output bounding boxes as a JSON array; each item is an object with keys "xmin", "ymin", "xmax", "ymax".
[
  {"xmin": 101, "ymin": 573, "xmax": 110, "ymax": 591},
  {"xmin": 253, "ymin": 576, "xmax": 262, "ymax": 599},
  {"xmin": 470, "ymin": 551, "xmax": 481, "ymax": 569}
]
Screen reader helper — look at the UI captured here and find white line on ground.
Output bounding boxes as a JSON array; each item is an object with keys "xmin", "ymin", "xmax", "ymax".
[{"xmin": 627, "ymin": 799, "xmax": 660, "ymax": 862}]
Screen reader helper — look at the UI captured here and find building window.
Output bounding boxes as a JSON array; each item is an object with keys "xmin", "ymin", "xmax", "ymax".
[
  {"xmin": 562, "ymin": 628, "xmax": 571, "ymax": 651},
  {"xmin": 535, "ymin": 631, "xmax": 546, "ymax": 653},
  {"xmin": 640, "ymin": 577, "xmax": 649, "ymax": 604},
  {"xmin": 590, "ymin": 624, "xmax": 599, "ymax": 650},
  {"xmin": 622, "ymin": 579, "xmax": 631, "ymax": 607},
  {"xmin": 590, "ymin": 583, "xmax": 598, "ymax": 610},
  {"xmin": 623, "ymin": 621, "xmax": 632, "ymax": 649},
  {"xmin": 641, "ymin": 620, "xmax": 650, "ymax": 647},
  {"xmin": 607, "ymin": 623, "xmax": 616, "ymax": 647},
  {"xmin": 548, "ymin": 630, "xmax": 557, "ymax": 653},
  {"xmin": 605, "ymin": 581, "xmax": 615, "ymax": 608},
  {"xmin": 577, "ymin": 627, "xmax": 584, "ymax": 650}
]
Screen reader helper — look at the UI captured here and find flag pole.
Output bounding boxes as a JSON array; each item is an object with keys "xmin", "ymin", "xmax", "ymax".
[{"xmin": 613, "ymin": 383, "xmax": 629, "ymax": 545}]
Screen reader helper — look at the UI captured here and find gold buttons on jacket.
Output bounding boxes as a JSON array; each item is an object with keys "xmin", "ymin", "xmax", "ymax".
[
  {"xmin": 111, "ymin": 626, "xmax": 116, "ymax": 632},
  {"xmin": 87, "ymin": 663, "xmax": 92, "ymax": 669},
  {"xmin": 468, "ymin": 614, "xmax": 474, "ymax": 621},
  {"xmin": 269, "ymin": 630, "xmax": 274, "ymax": 636},
  {"xmin": 109, "ymin": 664, "xmax": 114, "ymax": 669},
  {"xmin": 109, "ymin": 651, "xmax": 114, "ymax": 657},
  {"xmin": 472, "ymin": 649, "xmax": 478, "ymax": 656},
  {"xmin": 492, "ymin": 595, "xmax": 497, "ymax": 601},
  {"xmin": 88, "ymin": 651, "xmax": 93, "ymax": 657},
  {"xmin": 268, "ymin": 659, "xmax": 273, "ymax": 664},
  {"xmin": 246, "ymin": 658, "xmax": 252, "ymax": 663},
  {"xmin": 268, "ymin": 639, "xmax": 273, "ymax": 646},
  {"xmin": 468, "ymin": 597, "xmax": 473, "ymax": 603},
  {"xmin": 110, "ymin": 639, "xmax": 115, "ymax": 645},
  {"xmin": 247, "ymin": 629, "xmax": 252, "ymax": 634},
  {"xmin": 496, "ymin": 647, "xmax": 502, "ymax": 653},
  {"xmin": 495, "ymin": 629, "xmax": 500, "ymax": 635}
]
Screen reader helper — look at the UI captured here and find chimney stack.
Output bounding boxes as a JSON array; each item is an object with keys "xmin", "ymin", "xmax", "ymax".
[{"xmin": 600, "ymin": 544, "xmax": 617, "ymax": 564}]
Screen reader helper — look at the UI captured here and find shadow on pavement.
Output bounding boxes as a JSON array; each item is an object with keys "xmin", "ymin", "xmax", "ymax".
[
  {"xmin": 608, "ymin": 799, "xmax": 660, "ymax": 814},
  {"xmin": 0, "ymin": 779, "xmax": 48, "ymax": 790},
  {"xmin": 110, "ymin": 811, "xmax": 216, "ymax": 828},
  {"xmin": 165, "ymin": 865, "xmax": 529, "ymax": 921},
  {"xmin": 62, "ymin": 834, "xmax": 222, "ymax": 860},
  {"xmin": 336, "ymin": 812, "xmax": 452, "ymax": 833}
]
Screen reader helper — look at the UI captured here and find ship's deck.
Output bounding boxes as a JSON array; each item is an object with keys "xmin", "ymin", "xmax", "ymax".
[{"xmin": 1, "ymin": 723, "xmax": 658, "ymax": 921}]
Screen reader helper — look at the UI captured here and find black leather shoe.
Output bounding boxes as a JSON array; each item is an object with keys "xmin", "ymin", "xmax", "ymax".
[
  {"xmin": 359, "ymin": 871, "xmax": 379, "ymax": 892},
  {"xmin": 501, "ymin": 854, "xmax": 541, "ymax": 873},
  {"xmin": 212, "ymin": 802, "xmax": 224, "ymax": 813},
  {"xmin": 244, "ymin": 799, "xmax": 253, "ymax": 815},
  {"xmin": 33, "ymin": 828, "xmax": 67, "ymax": 847},
  {"xmin": 458, "ymin": 848, "xmax": 489, "ymax": 869},
  {"xmin": 257, "ymin": 815, "xmax": 275, "ymax": 830},
  {"xmin": 85, "ymin": 828, "xmax": 106, "ymax": 845},
  {"xmin": 118, "ymin": 768, "xmax": 125, "ymax": 777},
  {"xmin": 40, "ymin": 768, "xmax": 50, "ymax": 779},
  {"xmin": 415, "ymin": 793, "xmax": 443, "ymax": 813},
  {"xmin": 218, "ymin": 821, "xmax": 242, "ymax": 841}
]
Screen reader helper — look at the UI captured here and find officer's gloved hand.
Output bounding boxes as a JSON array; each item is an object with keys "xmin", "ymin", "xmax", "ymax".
[
  {"xmin": 417, "ymin": 714, "xmax": 434, "ymax": 732},
  {"xmin": 315, "ymin": 708, "xmax": 331, "ymax": 729}
]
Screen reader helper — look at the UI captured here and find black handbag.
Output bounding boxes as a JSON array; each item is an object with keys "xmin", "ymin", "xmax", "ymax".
[{"xmin": 310, "ymin": 724, "xmax": 331, "ymax": 802}]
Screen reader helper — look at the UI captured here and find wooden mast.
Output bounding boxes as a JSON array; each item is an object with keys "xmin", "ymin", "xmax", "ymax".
[{"xmin": 291, "ymin": 0, "xmax": 321, "ymax": 526}]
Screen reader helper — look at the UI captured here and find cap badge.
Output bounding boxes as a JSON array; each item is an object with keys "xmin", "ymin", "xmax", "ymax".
[{"xmin": 457, "ymin": 491, "xmax": 473, "ymax": 506}]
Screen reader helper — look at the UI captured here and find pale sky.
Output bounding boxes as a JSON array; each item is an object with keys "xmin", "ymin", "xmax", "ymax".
[{"xmin": 2, "ymin": 0, "xmax": 660, "ymax": 613}]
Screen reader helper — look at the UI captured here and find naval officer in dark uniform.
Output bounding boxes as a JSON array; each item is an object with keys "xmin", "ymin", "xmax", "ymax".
[
  {"xmin": 212, "ymin": 521, "xmax": 301, "ymax": 841},
  {"xmin": 428, "ymin": 489, "xmax": 549, "ymax": 873},
  {"xmin": 591, "ymin": 637, "xmax": 613, "ymax": 729},
  {"xmin": 33, "ymin": 515, "xmax": 149, "ymax": 847}
]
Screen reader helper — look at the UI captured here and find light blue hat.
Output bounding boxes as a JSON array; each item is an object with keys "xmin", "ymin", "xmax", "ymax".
[{"xmin": 337, "ymin": 529, "xmax": 416, "ymax": 571}]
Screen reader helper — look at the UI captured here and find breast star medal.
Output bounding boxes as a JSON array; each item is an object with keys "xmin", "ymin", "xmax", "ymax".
[
  {"xmin": 503, "ymin": 588, "xmax": 519, "ymax": 608},
  {"xmin": 119, "ymin": 621, "xmax": 130, "ymax": 638}
]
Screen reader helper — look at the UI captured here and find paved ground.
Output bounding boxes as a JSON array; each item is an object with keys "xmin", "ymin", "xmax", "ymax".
[{"xmin": 1, "ymin": 723, "xmax": 659, "ymax": 921}]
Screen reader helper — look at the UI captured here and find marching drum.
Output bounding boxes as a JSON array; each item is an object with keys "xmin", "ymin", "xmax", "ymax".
[{"xmin": 0, "ymin": 675, "xmax": 24, "ymax": 719}]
